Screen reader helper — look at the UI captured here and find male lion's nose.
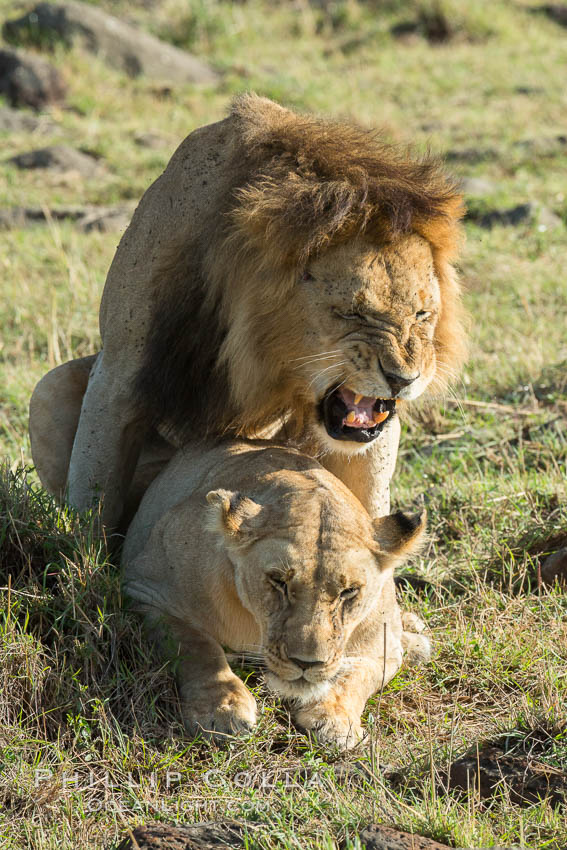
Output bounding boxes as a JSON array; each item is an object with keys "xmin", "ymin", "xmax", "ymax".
[
  {"xmin": 382, "ymin": 369, "xmax": 420, "ymax": 396},
  {"xmin": 288, "ymin": 656, "xmax": 324, "ymax": 670}
]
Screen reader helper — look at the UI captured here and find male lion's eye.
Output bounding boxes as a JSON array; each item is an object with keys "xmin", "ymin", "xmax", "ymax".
[
  {"xmin": 340, "ymin": 586, "xmax": 359, "ymax": 601},
  {"xmin": 301, "ymin": 270, "xmax": 315, "ymax": 282},
  {"xmin": 269, "ymin": 575, "xmax": 288, "ymax": 595},
  {"xmin": 333, "ymin": 309, "xmax": 359, "ymax": 321},
  {"xmin": 415, "ymin": 310, "xmax": 431, "ymax": 321}
]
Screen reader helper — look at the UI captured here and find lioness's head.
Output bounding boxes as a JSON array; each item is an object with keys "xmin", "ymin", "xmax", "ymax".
[{"xmin": 206, "ymin": 474, "xmax": 425, "ymax": 704}]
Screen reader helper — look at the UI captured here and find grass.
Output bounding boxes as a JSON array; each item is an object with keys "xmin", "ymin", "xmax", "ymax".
[{"xmin": 1, "ymin": 0, "xmax": 567, "ymax": 847}]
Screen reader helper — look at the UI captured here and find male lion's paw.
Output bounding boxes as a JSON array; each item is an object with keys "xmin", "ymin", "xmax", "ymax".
[
  {"xmin": 182, "ymin": 677, "xmax": 257, "ymax": 743},
  {"xmin": 294, "ymin": 704, "xmax": 363, "ymax": 750}
]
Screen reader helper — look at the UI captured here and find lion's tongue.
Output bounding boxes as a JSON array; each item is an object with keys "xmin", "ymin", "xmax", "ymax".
[{"xmin": 339, "ymin": 388, "xmax": 386, "ymax": 429}]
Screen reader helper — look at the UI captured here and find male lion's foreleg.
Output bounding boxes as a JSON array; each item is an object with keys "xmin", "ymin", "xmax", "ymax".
[
  {"xmin": 321, "ymin": 416, "xmax": 401, "ymax": 518},
  {"xmin": 67, "ymin": 352, "xmax": 146, "ymax": 530},
  {"xmin": 293, "ymin": 651, "xmax": 403, "ymax": 750}
]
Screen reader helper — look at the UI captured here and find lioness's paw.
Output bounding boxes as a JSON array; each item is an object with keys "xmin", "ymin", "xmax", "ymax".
[
  {"xmin": 294, "ymin": 705, "xmax": 363, "ymax": 750},
  {"xmin": 402, "ymin": 631, "xmax": 431, "ymax": 665},
  {"xmin": 401, "ymin": 611, "xmax": 427, "ymax": 634},
  {"xmin": 182, "ymin": 678, "xmax": 257, "ymax": 743}
]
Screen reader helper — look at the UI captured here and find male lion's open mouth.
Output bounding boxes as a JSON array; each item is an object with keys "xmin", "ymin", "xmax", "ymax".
[{"xmin": 319, "ymin": 386, "xmax": 397, "ymax": 443}]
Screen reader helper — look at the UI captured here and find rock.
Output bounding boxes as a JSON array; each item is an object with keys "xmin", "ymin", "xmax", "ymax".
[
  {"xmin": 341, "ymin": 824, "xmax": 452, "ymax": 850},
  {"xmin": 537, "ymin": 4, "xmax": 567, "ymax": 27},
  {"xmin": 116, "ymin": 821, "xmax": 247, "ymax": 850},
  {"xmin": 514, "ymin": 135, "xmax": 567, "ymax": 156},
  {"xmin": 0, "ymin": 106, "xmax": 55, "ymax": 133},
  {"xmin": 445, "ymin": 147, "xmax": 496, "ymax": 163},
  {"xmin": 134, "ymin": 130, "xmax": 174, "ymax": 150},
  {"xmin": 459, "ymin": 176, "xmax": 497, "ymax": 197},
  {"xmin": 472, "ymin": 202, "xmax": 563, "ymax": 230},
  {"xmin": 0, "ymin": 47, "xmax": 66, "ymax": 110},
  {"xmin": 6, "ymin": 144, "xmax": 102, "ymax": 176},
  {"xmin": 3, "ymin": 1, "xmax": 219, "ymax": 85},
  {"xmin": 78, "ymin": 206, "xmax": 133, "ymax": 232},
  {"xmin": 445, "ymin": 745, "xmax": 567, "ymax": 806},
  {"xmin": 541, "ymin": 547, "xmax": 567, "ymax": 587},
  {"xmin": 0, "ymin": 204, "xmax": 134, "ymax": 232}
]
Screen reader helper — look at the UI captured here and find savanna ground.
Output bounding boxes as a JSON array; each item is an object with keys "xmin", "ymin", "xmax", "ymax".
[{"xmin": 1, "ymin": 0, "xmax": 567, "ymax": 847}]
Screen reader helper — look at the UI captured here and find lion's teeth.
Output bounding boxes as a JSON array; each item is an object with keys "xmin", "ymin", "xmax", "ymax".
[
  {"xmin": 373, "ymin": 411, "xmax": 389, "ymax": 424},
  {"xmin": 346, "ymin": 411, "xmax": 356, "ymax": 423},
  {"xmin": 354, "ymin": 393, "xmax": 363, "ymax": 405}
]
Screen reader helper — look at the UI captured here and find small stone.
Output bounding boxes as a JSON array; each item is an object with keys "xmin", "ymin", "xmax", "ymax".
[
  {"xmin": 0, "ymin": 47, "xmax": 66, "ymax": 110},
  {"xmin": 6, "ymin": 144, "xmax": 102, "ymax": 176},
  {"xmin": 474, "ymin": 202, "xmax": 562, "ymax": 230},
  {"xmin": 0, "ymin": 204, "xmax": 134, "ymax": 232},
  {"xmin": 341, "ymin": 824, "xmax": 452, "ymax": 850},
  {"xmin": 134, "ymin": 131, "xmax": 174, "ymax": 150},
  {"xmin": 0, "ymin": 106, "xmax": 55, "ymax": 133},
  {"xmin": 541, "ymin": 547, "xmax": 567, "ymax": 587}
]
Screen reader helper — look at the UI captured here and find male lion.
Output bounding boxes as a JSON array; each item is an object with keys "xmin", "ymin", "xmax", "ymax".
[
  {"xmin": 122, "ymin": 439, "xmax": 430, "ymax": 748},
  {"xmin": 29, "ymin": 94, "xmax": 466, "ymax": 529}
]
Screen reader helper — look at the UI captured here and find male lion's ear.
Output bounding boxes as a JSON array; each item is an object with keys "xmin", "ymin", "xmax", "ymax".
[
  {"xmin": 373, "ymin": 509, "xmax": 427, "ymax": 559},
  {"xmin": 205, "ymin": 489, "xmax": 263, "ymax": 540}
]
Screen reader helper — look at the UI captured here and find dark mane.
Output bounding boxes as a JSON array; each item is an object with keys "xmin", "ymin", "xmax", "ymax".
[{"xmin": 133, "ymin": 95, "xmax": 464, "ymax": 442}]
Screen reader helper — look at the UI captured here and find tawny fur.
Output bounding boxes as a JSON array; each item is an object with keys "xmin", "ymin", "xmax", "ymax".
[
  {"xmin": 122, "ymin": 439, "xmax": 431, "ymax": 748},
  {"xmin": 29, "ymin": 94, "xmax": 467, "ymax": 529},
  {"xmin": 134, "ymin": 94, "xmax": 466, "ymax": 441}
]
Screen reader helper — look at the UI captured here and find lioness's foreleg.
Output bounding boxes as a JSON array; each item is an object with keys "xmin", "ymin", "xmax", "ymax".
[
  {"xmin": 67, "ymin": 351, "xmax": 146, "ymax": 529},
  {"xmin": 293, "ymin": 648, "xmax": 403, "ymax": 749},
  {"xmin": 145, "ymin": 613, "xmax": 258, "ymax": 741}
]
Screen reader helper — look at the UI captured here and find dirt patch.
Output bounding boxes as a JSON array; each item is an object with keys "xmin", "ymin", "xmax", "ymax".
[
  {"xmin": 442, "ymin": 726, "xmax": 567, "ymax": 807},
  {"xmin": 116, "ymin": 821, "xmax": 248, "ymax": 849},
  {"xmin": 341, "ymin": 824, "xmax": 451, "ymax": 850}
]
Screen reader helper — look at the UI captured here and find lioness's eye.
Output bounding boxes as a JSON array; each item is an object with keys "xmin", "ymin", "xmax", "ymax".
[
  {"xmin": 340, "ymin": 586, "xmax": 359, "ymax": 601},
  {"xmin": 415, "ymin": 310, "xmax": 431, "ymax": 321}
]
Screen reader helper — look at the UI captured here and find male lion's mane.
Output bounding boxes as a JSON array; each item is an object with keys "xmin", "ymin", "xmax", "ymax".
[{"xmin": 133, "ymin": 94, "xmax": 465, "ymax": 443}]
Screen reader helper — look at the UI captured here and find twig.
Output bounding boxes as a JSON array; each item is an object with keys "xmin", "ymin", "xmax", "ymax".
[{"xmin": 445, "ymin": 398, "xmax": 539, "ymax": 416}]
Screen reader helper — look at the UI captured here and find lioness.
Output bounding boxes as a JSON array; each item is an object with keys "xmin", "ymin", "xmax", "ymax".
[
  {"xmin": 30, "ymin": 93, "xmax": 466, "ymax": 530},
  {"xmin": 122, "ymin": 440, "xmax": 430, "ymax": 748}
]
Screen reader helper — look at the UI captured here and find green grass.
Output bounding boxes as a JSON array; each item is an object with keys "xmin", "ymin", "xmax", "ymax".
[{"xmin": 1, "ymin": 0, "xmax": 567, "ymax": 847}]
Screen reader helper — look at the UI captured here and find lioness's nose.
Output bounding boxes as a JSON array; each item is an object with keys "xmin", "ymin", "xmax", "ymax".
[
  {"xmin": 383, "ymin": 369, "xmax": 419, "ymax": 396},
  {"xmin": 288, "ymin": 656, "xmax": 325, "ymax": 670}
]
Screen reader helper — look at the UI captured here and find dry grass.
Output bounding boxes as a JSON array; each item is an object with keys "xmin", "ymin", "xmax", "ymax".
[{"xmin": 1, "ymin": 0, "xmax": 566, "ymax": 847}]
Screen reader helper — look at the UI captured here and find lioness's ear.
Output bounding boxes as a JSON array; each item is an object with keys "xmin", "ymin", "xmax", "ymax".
[
  {"xmin": 373, "ymin": 509, "xmax": 427, "ymax": 559},
  {"xmin": 206, "ymin": 489, "xmax": 263, "ymax": 540}
]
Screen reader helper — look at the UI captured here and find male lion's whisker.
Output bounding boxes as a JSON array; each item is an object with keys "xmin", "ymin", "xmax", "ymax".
[
  {"xmin": 289, "ymin": 350, "xmax": 343, "ymax": 363},
  {"xmin": 307, "ymin": 362, "xmax": 348, "ymax": 391}
]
